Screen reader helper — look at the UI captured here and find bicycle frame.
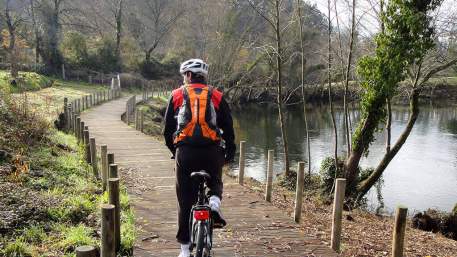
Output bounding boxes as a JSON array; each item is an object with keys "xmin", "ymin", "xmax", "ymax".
[{"xmin": 189, "ymin": 173, "xmax": 213, "ymax": 256}]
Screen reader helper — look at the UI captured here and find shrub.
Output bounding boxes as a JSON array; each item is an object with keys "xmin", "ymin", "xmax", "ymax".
[
  {"xmin": 60, "ymin": 31, "xmax": 89, "ymax": 69},
  {"xmin": 319, "ymin": 157, "xmax": 345, "ymax": 197},
  {"xmin": 0, "ymin": 96, "xmax": 49, "ymax": 156}
]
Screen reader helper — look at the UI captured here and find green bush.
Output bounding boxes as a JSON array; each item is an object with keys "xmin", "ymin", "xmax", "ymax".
[
  {"xmin": 60, "ymin": 31, "xmax": 89, "ymax": 69},
  {"xmin": 90, "ymin": 38, "xmax": 120, "ymax": 72},
  {"xmin": 319, "ymin": 157, "xmax": 345, "ymax": 197},
  {"xmin": 277, "ymin": 169, "xmax": 298, "ymax": 191}
]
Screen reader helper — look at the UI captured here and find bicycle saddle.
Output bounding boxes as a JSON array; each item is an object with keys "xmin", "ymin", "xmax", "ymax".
[{"xmin": 190, "ymin": 170, "xmax": 211, "ymax": 181}]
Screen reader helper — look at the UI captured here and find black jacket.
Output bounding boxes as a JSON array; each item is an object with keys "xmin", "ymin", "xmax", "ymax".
[{"xmin": 162, "ymin": 85, "xmax": 236, "ymax": 162}]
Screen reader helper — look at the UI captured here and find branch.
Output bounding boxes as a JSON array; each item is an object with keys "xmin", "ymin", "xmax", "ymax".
[
  {"xmin": 419, "ymin": 58, "xmax": 457, "ymax": 86},
  {"xmin": 247, "ymin": 0, "xmax": 276, "ymax": 30}
]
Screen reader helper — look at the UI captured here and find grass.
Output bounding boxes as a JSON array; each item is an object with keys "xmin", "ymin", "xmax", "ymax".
[
  {"xmin": 5, "ymin": 70, "xmax": 108, "ymax": 121},
  {"xmin": 0, "ymin": 70, "xmax": 52, "ymax": 93},
  {"xmin": 1, "ymin": 74, "xmax": 135, "ymax": 256},
  {"xmin": 1, "ymin": 130, "xmax": 136, "ymax": 256}
]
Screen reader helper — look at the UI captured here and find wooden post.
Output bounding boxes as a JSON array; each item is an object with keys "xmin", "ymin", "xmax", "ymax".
[
  {"xmin": 392, "ymin": 206, "xmax": 408, "ymax": 257},
  {"xmin": 101, "ymin": 204, "xmax": 115, "ymax": 257},
  {"xmin": 72, "ymin": 114, "xmax": 76, "ymax": 135},
  {"xmin": 75, "ymin": 246, "xmax": 97, "ymax": 257},
  {"xmin": 294, "ymin": 162, "xmax": 305, "ymax": 223},
  {"xmin": 126, "ymin": 100, "xmax": 130, "ymax": 124},
  {"xmin": 76, "ymin": 117, "xmax": 81, "ymax": 142},
  {"xmin": 331, "ymin": 178, "xmax": 346, "ymax": 252},
  {"xmin": 101, "ymin": 145, "xmax": 108, "ymax": 191},
  {"xmin": 90, "ymin": 138, "xmax": 99, "ymax": 178},
  {"xmin": 238, "ymin": 141, "xmax": 246, "ymax": 185},
  {"xmin": 107, "ymin": 153, "xmax": 114, "ymax": 168},
  {"xmin": 85, "ymin": 96, "xmax": 89, "ymax": 110},
  {"xmin": 140, "ymin": 110, "xmax": 144, "ymax": 133},
  {"xmin": 109, "ymin": 164, "xmax": 118, "ymax": 179},
  {"xmin": 109, "ymin": 178, "xmax": 121, "ymax": 252},
  {"xmin": 62, "ymin": 64, "xmax": 65, "ymax": 80},
  {"xmin": 84, "ymin": 130, "xmax": 91, "ymax": 164},
  {"xmin": 135, "ymin": 109, "xmax": 139, "ymax": 130},
  {"xmin": 265, "ymin": 150, "xmax": 274, "ymax": 202},
  {"xmin": 64, "ymin": 98, "xmax": 69, "ymax": 131},
  {"xmin": 79, "ymin": 121, "xmax": 85, "ymax": 143}
]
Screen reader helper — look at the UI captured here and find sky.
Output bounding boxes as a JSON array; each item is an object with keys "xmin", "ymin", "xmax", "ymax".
[{"xmin": 306, "ymin": 0, "xmax": 457, "ymax": 37}]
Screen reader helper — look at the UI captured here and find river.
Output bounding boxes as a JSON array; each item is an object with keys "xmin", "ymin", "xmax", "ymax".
[{"xmin": 230, "ymin": 104, "xmax": 457, "ymax": 214}]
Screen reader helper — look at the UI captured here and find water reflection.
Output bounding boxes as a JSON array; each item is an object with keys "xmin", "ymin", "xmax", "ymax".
[{"xmin": 230, "ymin": 104, "xmax": 457, "ymax": 213}]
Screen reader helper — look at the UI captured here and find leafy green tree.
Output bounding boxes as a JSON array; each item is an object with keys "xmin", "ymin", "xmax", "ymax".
[
  {"xmin": 345, "ymin": 0, "xmax": 443, "ymax": 197},
  {"xmin": 60, "ymin": 31, "xmax": 89, "ymax": 68}
]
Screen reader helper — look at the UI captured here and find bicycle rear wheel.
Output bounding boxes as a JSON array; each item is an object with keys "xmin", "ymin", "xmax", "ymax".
[{"xmin": 195, "ymin": 222, "xmax": 209, "ymax": 257}]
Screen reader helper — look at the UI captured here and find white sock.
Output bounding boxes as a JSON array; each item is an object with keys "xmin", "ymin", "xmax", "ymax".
[
  {"xmin": 209, "ymin": 195, "xmax": 221, "ymax": 211},
  {"xmin": 179, "ymin": 243, "xmax": 190, "ymax": 257}
]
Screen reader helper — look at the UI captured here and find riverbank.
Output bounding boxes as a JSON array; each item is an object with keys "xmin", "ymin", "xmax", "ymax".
[
  {"xmin": 225, "ymin": 77, "xmax": 457, "ymax": 106},
  {"xmin": 231, "ymin": 174, "xmax": 457, "ymax": 256}
]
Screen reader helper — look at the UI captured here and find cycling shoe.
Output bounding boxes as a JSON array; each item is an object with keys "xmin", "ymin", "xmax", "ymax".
[{"xmin": 211, "ymin": 209, "xmax": 227, "ymax": 228}]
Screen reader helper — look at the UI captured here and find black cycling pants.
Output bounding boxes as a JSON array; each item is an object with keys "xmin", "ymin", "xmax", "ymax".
[{"xmin": 175, "ymin": 144, "xmax": 224, "ymax": 244}]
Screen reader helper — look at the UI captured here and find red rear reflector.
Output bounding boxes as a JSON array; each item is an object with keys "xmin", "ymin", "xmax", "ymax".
[{"xmin": 194, "ymin": 210, "xmax": 210, "ymax": 220}]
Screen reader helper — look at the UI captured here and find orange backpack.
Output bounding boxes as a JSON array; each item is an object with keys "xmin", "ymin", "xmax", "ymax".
[{"xmin": 173, "ymin": 85, "xmax": 222, "ymax": 145}]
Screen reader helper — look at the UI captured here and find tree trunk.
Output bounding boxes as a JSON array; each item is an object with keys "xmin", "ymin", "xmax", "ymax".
[
  {"xmin": 41, "ymin": 0, "xmax": 63, "ymax": 74},
  {"xmin": 145, "ymin": 50, "xmax": 151, "ymax": 64},
  {"xmin": 275, "ymin": 0, "xmax": 290, "ymax": 175},
  {"xmin": 357, "ymin": 90, "xmax": 420, "ymax": 197},
  {"xmin": 115, "ymin": 0, "xmax": 123, "ymax": 70},
  {"xmin": 5, "ymin": 3, "xmax": 18, "ymax": 78},
  {"xmin": 345, "ymin": 108, "xmax": 380, "ymax": 190},
  {"xmin": 30, "ymin": 0, "xmax": 41, "ymax": 67},
  {"xmin": 296, "ymin": 0, "xmax": 311, "ymax": 174},
  {"xmin": 328, "ymin": 0, "xmax": 338, "ymax": 171},
  {"xmin": 386, "ymin": 97, "xmax": 392, "ymax": 153},
  {"xmin": 343, "ymin": 0, "xmax": 356, "ymax": 156}
]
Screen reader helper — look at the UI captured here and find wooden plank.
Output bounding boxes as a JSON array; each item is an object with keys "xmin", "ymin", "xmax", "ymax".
[{"xmin": 81, "ymin": 96, "xmax": 337, "ymax": 257}]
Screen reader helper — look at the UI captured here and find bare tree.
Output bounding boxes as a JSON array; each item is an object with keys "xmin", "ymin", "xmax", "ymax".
[
  {"xmin": 115, "ymin": 0, "xmax": 122, "ymax": 66},
  {"xmin": 1, "ymin": 0, "xmax": 27, "ymax": 79},
  {"xmin": 127, "ymin": 0, "xmax": 183, "ymax": 64},
  {"xmin": 249, "ymin": 0, "xmax": 291, "ymax": 175},
  {"xmin": 296, "ymin": 0, "xmax": 311, "ymax": 174},
  {"xmin": 327, "ymin": 0, "xmax": 338, "ymax": 172}
]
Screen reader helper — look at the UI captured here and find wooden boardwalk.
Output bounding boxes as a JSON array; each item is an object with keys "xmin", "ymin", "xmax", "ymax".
[{"xmin": 81, "ymin": 96, "xmax": 338, "ymax": 257}]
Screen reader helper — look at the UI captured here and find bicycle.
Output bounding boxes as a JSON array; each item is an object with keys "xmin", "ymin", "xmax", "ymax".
[{"xmin": 189, "ymin": 170, "xmax": 213, "ymax": 257}]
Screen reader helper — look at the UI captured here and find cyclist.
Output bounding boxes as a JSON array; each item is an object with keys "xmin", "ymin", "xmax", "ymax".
[{"xmin": 163, "ymin": 59, "xmax": 236, "ymax": 257}]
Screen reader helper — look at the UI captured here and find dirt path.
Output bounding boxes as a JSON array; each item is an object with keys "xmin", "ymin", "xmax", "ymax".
[{"xmin": 81, "ymin": 96, "xmax": 337, "ymax": 257}]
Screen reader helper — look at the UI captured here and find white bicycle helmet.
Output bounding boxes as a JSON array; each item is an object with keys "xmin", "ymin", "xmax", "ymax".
[{"xmin": 179, "ymin": 59, "xmax": 209, "ymax": 78}]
